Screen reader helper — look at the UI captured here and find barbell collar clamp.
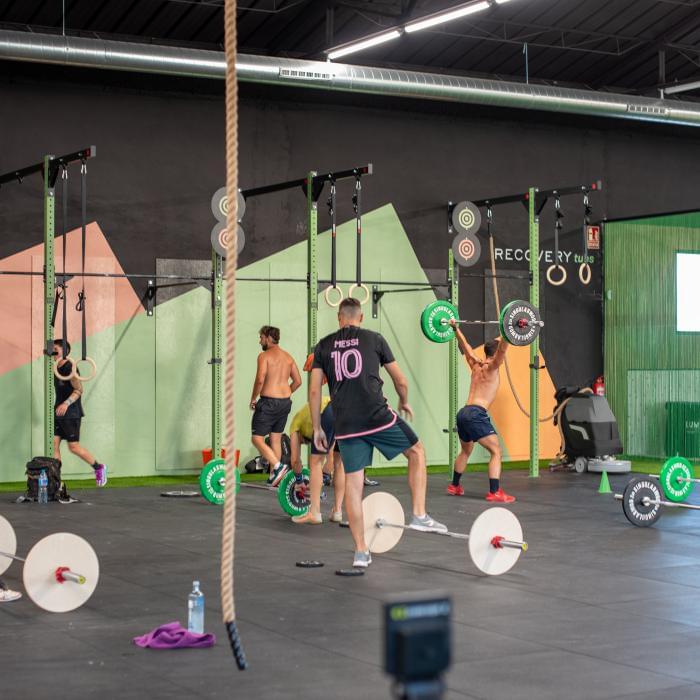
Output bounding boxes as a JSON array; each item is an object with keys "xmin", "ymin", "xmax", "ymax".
[
  {"xmin": 491, "ymin": 536, "xmax": 528, "ymax": 552},
  {"xmin": 55, "ymin": 567, "xmax": 86, "ymax": 585}
]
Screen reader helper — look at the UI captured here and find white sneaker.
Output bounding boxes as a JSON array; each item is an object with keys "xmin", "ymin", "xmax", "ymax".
[
  {"xmin": 0, "ymin": 589, "xmax": 22, "ymax": 602},
  {"xmin": 352, "ymin": 550, "xmax": 372, "ymax": 568},
  {"xmin": 328, "ymin": 510, "xmax": 343, "ymax": 523},
  {"xmin": 409, "ymin": 513, "xmax": 448, "ymax": 533}
]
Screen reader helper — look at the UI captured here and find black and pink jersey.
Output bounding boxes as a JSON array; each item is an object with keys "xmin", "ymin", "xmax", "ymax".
[{"xmin": 313, "ymin": 326, "xmax": 396, "ymax": 439}]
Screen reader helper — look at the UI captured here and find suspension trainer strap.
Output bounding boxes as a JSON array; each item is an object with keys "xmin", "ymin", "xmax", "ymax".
[
  {"xmin": 582, "ymin": 191, "xmax": 591, "ymax": 261},
  {"xmin": 554, "ymin": 195, "xmax": 562, "ymax": 265},
  {"xmin": 353, "ymin": 174, "xmax": 362, "ymax": 285},
  {"xmin": 76, "ymin": 160, "xmax": 88, "ymax": 361},
  {"xmin": 328, "ymin": 178, "xmax": 337, "ymax": 289},
  {"xmin": 61, "ymin": 166, "xmax": 69, "ymax": 359}
]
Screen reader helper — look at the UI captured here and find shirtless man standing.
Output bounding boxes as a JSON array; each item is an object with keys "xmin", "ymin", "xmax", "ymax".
[
  {"xmin": 446, "ymin": 321, "xmax": 515, "ymax": 503},
  {"xmin": 250, "ymin": 326, "xmax": 302, "ymax": 486}
]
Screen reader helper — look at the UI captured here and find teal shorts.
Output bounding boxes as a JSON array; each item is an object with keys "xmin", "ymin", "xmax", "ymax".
[{"xmin": 337, "ymin": 417, "xmax": 419, "ymax": 473}]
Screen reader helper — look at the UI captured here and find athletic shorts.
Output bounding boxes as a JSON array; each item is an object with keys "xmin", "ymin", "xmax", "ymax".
[
  {"xmin": 55, "ymin": 418, "xmax": 81, "ymax": 442},
  {"xmin": 310, "ymin": 403, "xmax": 339, "ymax": 455},
  {"xmin": 337, "ymin": 416, "xmax": 418, "ymax": 473},
  {"xmin": 251, "ymin": 396, "xmax": 292, "ymax": 436},
  {"xmin": 456, "ymin": 405, "xmax": 497, "ymax": 443}
]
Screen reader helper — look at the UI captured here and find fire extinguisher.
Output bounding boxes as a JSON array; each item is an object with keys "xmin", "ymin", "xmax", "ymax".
[{"xmin": 592, "ymin": 375, "xmax": 605, "ymax": 396}]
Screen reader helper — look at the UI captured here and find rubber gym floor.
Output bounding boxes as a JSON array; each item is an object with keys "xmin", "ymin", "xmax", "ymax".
[{"xmin": 4, "ymin": 470, "xmax": 700, "ymax": 700}]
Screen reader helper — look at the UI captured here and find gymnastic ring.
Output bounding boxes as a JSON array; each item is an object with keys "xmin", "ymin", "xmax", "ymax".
[
  {"xmin": 546, "ymin": 264, "xmax": 567, "ymax": 286},
  {"xmin": 324, "ymin": 285, "xmax": 344, "ymax": 308},
  {"xmin": 348, "ymin": 283, "xmax": 371, "ymax": 306},
  {"xmin": 71, "ymin": 357, "xmax": 97, "ymax": 382},
  {"xmin": 578, "ymin": 262, "xmax": 592, "ymax": 285},
  {"xmin": 53, "ymin": 357, "xmax": 76, "ymax": 381}
]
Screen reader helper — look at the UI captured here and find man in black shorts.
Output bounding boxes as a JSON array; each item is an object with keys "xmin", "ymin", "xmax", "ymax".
[
  {"xmin": 53, "ymin": 340, "xmax": 107, "ymax": 486},
  {"xmin": 250, "ymin": 326, "xmax": 301, "ymax": 486},
  {"xmin": 310, "ymin": 298, "xmax": 446, "ymax": 569}
]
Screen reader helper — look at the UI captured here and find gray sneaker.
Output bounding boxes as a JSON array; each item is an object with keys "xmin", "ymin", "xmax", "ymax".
[
  {"xmin": 352, "ymin": 550, "xmax": 372, "ymax": 568},
  {"xmin": 409, "ymin": 513, "xmax": 448, "ymax": 533}
]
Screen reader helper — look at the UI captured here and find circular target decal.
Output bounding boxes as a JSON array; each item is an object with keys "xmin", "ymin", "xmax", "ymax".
[
  {"xmin": 211, "ymin": 222, "xmax": 245, "ymax": 258},
  {"xmin": 211, "ymin": 187, "xmax": 228, "ymax": 221},
  {"xmin": 451, "ymin": 201, "xmax": 481, "ymax": 235},
  {"xmin": 452, "ymin": 233, "xmax": 481, "ymax": 268}
]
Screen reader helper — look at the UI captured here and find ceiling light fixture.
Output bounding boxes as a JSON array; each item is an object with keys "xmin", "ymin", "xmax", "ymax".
[
  {"xmin": 327, "ymin": 29, "xmax": 402, "ymax": 61},
  {"xmin": 404, "ymin": 1, "xmax": 491, "ymax": 33}
]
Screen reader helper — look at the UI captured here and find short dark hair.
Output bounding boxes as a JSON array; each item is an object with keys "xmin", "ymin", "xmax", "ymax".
[
  {"xmin": 338, "ymin": 297, "xmax": 362, "ymax": 317},
  {"xmin": 259, "ymin": 326, "xmax": 280, "ymax": 344},
  {"xmin": 484, "ymin": 338, "xmax": 499, "ymax": 358},
  {"xmin": 54, "ymin": 339, "xmax": 71, "ymax": 355}
]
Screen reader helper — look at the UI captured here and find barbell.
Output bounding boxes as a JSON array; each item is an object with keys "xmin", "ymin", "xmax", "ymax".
[
  {"xmin": 616, "ymin": 476, "xmax": 700, "ymax": 527},
  {"xmin": 420, "ymin": 299, "xmax": 543, "ymax": 346},
  {"xmin": 199, "ymin": 457, "xmax": 312, "ymax": 517},
  {"xmin": 0, "ymin": 514, "xmax": 99, "ymax": 612},
  {"xmin": 360, "ymin": 492, "xmax": 527, "ymax": 575}
]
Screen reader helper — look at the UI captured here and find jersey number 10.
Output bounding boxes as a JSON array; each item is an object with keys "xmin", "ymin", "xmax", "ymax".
[{"xmin": 330, "ymin": 349, "xmax": 362, "ymax": 381}]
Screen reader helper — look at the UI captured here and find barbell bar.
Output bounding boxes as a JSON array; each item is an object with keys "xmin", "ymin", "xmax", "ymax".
[
  {"xmin": 440, "ymin": 318, "xmax": 544, "ymax": 328},
  {"xmin": 0, "ymin": 515, "xmax": 99, "ymax": 612},
  {"xmin": 361, "ymin": 492, "xmax": 527, "ymax": 575}
]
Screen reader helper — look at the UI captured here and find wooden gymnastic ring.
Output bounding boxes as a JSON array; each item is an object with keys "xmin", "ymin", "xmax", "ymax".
[
  {"xmin": 324, "ymin": 285, "xmax": 344, "ymax": 308},
  {"xmin": 72, "ymin": 357, "xmax": 97, "ymax": 382},
  {"xmin": 579, "ymin": 262, "xmax": 592, "ymax": 285},
  {"xmin": 348, "ymin": 283, "xmax": 371, "ymax": 306},
  {"xmin": 546, "ymin": 264, "xmax": 567, "ymax": 286},
  {"xmin": 53, "ymin": 357, "xmax": 76, "ymax": 381}
]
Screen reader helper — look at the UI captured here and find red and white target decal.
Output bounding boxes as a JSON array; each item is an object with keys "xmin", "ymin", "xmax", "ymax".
[
  {"xmin": 458, "ymin": 237, "xmax": 475, "ymax": 260},
  {"xmin": 452, "ymin": 233, "xmax": 481, "ymax": 268}
]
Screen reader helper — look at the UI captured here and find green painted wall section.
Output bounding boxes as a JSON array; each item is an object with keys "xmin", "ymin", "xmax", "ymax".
[
  {"xmin": 604, "ymin": 213, "xmax": 700, "ymax": 458},
  {"xmin": 0, "ymin": 204, "xmax": 485, "ymax": 483}
]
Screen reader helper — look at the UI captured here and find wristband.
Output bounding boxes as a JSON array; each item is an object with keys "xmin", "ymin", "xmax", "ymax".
[{"xmin": 65, "ymin": 398, "xmax": 72, "ymax": 406}]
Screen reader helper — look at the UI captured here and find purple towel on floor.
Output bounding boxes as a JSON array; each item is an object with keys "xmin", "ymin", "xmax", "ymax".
[{"xmin": 133, "ymin": 621, "xmax": 216, "ymax": 649}]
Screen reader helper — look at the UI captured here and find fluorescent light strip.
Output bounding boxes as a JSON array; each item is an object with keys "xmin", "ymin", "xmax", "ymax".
[
  {"xmin": 404, "ymin": 1, "xmax": 491, "ymax": 33},
  {"xmin": 327, "ymin": 29, "xmax": 402, "ymax": 60}
]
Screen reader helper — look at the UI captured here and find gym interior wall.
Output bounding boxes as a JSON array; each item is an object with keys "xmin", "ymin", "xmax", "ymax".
[
  {"xmin": 3, "ymin": 67, "xmax": 700, "ymax": 479},
  {"xmin": 604, "ymin": 212, "xmax": 700, "ymax": 459}
]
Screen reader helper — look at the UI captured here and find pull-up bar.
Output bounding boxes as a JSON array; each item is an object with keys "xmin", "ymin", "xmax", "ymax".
[
  {"xmin": 0, "ymin": 147, "xmax": 96, "ymax": 188},
  {"xmin": 473, "ymin": 180, "xmax": 602, "ymax": 209},
  {"xmin": 241, "ymin": 164, "xmax": 372, "ymax": 199}
]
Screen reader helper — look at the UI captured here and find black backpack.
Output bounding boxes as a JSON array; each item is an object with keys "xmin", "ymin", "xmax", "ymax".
[{"xmin": 25, "ymin": 457, "xmax": 64, "ymax": 501}]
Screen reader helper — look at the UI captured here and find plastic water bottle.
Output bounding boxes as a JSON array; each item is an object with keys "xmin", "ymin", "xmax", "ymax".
[
  {"xmin": 187, "ymin": 580, "xmax": 205, "ymax": 634},
  {"xmin": 38, "ymin": 469, "xmax": 48, "ymax": 504}
]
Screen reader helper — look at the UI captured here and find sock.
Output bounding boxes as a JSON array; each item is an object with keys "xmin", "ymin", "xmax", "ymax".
[
  {"xmin": 92, "ymin": 461, "xmax": 100, "ymax": 471},
  {"xmin": 489, "ymin": 478, "xmax": 499, "ymax": 494},
  {"xmin": 452, "ymin": 471, "xmax": 463, "ymax": 487}
]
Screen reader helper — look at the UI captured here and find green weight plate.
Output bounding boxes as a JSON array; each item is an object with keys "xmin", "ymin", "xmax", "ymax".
[
  {"xmin": 420, "ymin": 300, "xmax": 458, "ymax": 344},
  {"xmin": 660, "ymin": 456, "xmax": 694, "ymax": 502},
  {"xmin": 499, "ymin": 300, "xmax": 542, "ymax": 347},
  {"xmin": 277, "ymin": 468, "xmax": 310, "ymax": 516},
  {"xmin": 199, "ymin": 458, "xmax": 239, "ymax": 505},
  {"xmin": 621, "ymin": 477, "xmax": 662, "ymax": 527}
]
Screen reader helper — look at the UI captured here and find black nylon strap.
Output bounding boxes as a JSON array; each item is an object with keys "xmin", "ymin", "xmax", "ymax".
[
  {"xmin": 583, "ymin": 192, "xmax": 591, "ymax": 261},
  {"xmin": 61, "ymin": 167, "xmax": 68, "ymax": 359},
  {"xmin": 353, "ymin": 175, "xmax": 362, "ymax": 285},
  {"xmin": 76, "ymin": 160, "xmax": 87, "ymax": 361},
  {"xmin": 554, "ymin": 196, "xmax": 563, "ymax": 267},
  {"xmin": 328, "ymin": 179, "xmax": 337, "ymax": 288}
]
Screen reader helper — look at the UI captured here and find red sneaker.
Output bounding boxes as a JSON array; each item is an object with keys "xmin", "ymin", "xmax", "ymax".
[
  {"xmin": 446, "ymin": 484, "xmax": 464, "ymax": 496},
  {"xmin": 485, "ymin": 489, "xmax": 516, "ymax": 503}
]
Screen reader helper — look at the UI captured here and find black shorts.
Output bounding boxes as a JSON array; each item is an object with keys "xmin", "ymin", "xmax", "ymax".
[
  {"xmin": 55, "ymin": 418, "xmax": 81, "ymax": 442},
  {"xmin": 310, "ymin": 403, "xmax": 339, "ymax": 455},
  {"xmin": 251, "ymin": 396, "xmax": 292, "ymax": 436},
  {"xmin": 456, "ymin": 405, "xmax": 497, "ymax": 443}
]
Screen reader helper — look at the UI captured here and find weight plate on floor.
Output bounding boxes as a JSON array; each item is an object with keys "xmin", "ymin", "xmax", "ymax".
[
  {"xmin": 362, "ymin": 492, "xmax": 405, "ymax": 554},
  {"xmin": 659, "ymin": 456, "xmax": 694, "ymax": 502},
  {"xmin": 468, "ymin": 507, "xmax": 523, "ymax": 576},
  {"xmin": 0, "ymin": 514, "xmax": 17, "ymax": 575},
  {"xmin": 160, "ymin": 491, "xmax": 199, "ymax": 498},
  {"xmin": 277, "ymin": 468, "xmax": 310, "ymax": 517},
  {"xmin": 451, "ymin": 201, "xmax": 481, "ymax": 236},
  {"xmin": 199, "ymin": 458, "xmax": 238, "ymax": 505},
  {"xmin": 335, "ymin": 568, "xmax": 365, "ymax": 577},
  {"xmin": 621, "ymin": 477, "xmax": 662, "ymax": 527},
  {"xmin": 499, "ymin": 300, "xmax": 542, "ymax": 346},
  {"xmin": 23, "ymin": 532, "xmax": 99, "ymax": 613},
  {"xmin": 420, "ymin": 300, "xmax": 458, "ymax": 344},
  {"xmin": 452, "ymin": 233, "xmax": 481, "ymax": 268},
  {"xmin": 296, "ymin": 561, "xmax": 324, "ymax": 568}
]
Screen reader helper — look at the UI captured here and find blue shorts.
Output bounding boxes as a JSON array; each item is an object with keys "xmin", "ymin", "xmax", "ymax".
[
  {"xmin": 311, "ymin": 403, "xmax": 338, "ymax": 455},
  {"xmin": 337, "ymin": 416, "xmax": 418, "ymax": 473},
  {"xmin": 456, "ymin": 405, "xmax": 497, "ymax": 443}
]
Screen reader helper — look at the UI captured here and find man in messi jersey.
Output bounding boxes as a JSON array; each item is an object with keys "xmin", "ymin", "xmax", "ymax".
[{"xmin": 310, "ymin": 298, "xmax": 446, "ymax": 570}]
